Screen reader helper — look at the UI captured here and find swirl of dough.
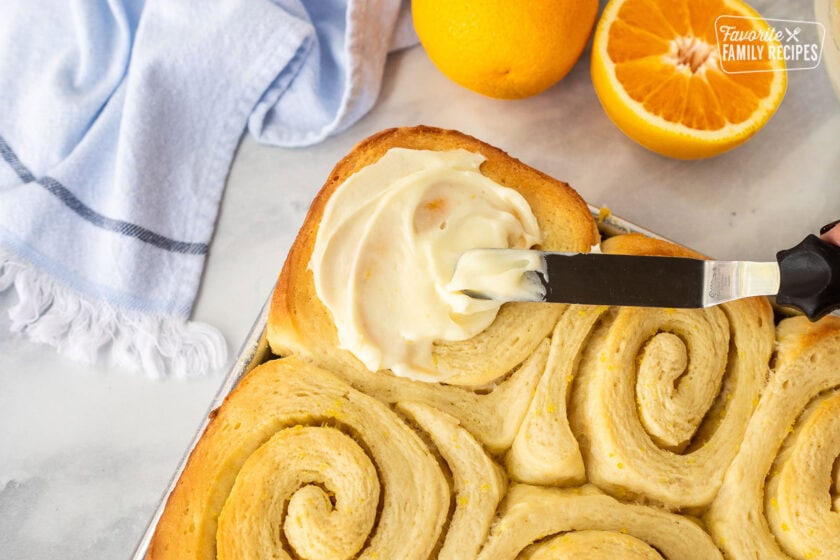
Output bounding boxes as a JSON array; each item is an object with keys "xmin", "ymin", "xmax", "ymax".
[
  {"xmin": 707, "ymin": 316, "xmax": 840, "ymax": 560},
  {"xmin": 520, "ymin": 531, "xmax": 665, "ymax": 560},
  {"xmin": 216, "ymin": 427, "xmax": 378, "ymax": 560},
  {"xmin": 398, "ymin": 402, "xmax": 507, "ymax": 560},
  {"xmin": 477, "ymin": 484, "xmax": 722, "ymax": 559},
  {"xmin": 568, "ymin": 235, "xmax": 775, "ymax": 509},
  {"xmin": 146, "ymin": 358, "xmax": 450, "ymax": 560},
  {"xmin": 505, "ymin": 305, "xmax": 606, "ymax": 486}
]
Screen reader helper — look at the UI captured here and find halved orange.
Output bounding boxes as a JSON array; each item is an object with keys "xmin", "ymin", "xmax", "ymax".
[{"xmin": 591, "ymin": 0, "xmax": 787, "ymax": 159}]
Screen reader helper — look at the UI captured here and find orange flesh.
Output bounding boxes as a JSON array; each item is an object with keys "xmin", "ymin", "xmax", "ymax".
[{"xmin": 607, "ymin": 0, "xmax": 778, "ymax": 129}]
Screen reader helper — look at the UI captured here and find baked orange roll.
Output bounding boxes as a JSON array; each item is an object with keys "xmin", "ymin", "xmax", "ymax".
[
  {"xmin": 147, "ymin": 357, "xmax": 505, "ymax": 559},
  {"xmin": 568, "ymin": 234, "xmax": 775, "ymax": 509},
  {"xmin": 268, "ymin": 126, "xmax": 598, "ymax": 387},
  {"xmin": 265, "ymin": 125, "xmax": 600, "ymax": 457},
  {"xmin": 146, "ymin": 127, "xmax": 840, "ymax": 559},
  {"xmin": 707, "ymin": 315, "xmax": 840, "ymax": 560}
]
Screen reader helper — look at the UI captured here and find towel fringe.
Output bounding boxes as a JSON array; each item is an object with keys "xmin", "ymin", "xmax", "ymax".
[{"xmin": 0, "ymin": 248, "xmax": 228, "ymax": 378}]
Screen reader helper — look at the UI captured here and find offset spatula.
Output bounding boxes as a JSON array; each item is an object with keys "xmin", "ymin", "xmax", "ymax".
[{"xmin": 453, "ymin": 235, "xmax": 840, "ymax": 321}]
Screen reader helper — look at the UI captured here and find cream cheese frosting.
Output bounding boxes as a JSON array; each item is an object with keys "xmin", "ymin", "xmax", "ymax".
[
  {"xmin": 447, "ymin": 248, "xmax": 546, "ymax": 302},
  {"xmin": 447, "ymin": 244, "xmax": 602, "ymax": 302},
  {"xmin": 309, "ymin": 148, "xmax": 541, "ymax": 382}
]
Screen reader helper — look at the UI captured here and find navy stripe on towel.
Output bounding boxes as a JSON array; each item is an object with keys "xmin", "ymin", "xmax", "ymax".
[
  {"xmin": 0, "ymin": 135, "xmax": 35, "ymax": 183},
  {"xmin": 37, "ymin": 176, "xmax": 208, "ymax": 255},
  {"xmin": 0, "ymin": 134, "xmax": 208, "ymax": 255}
]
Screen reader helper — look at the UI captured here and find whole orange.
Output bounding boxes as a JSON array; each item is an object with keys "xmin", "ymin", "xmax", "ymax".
[{"xmin": 412, "ymin": 0, "xmax": 599, "ymax": 99}]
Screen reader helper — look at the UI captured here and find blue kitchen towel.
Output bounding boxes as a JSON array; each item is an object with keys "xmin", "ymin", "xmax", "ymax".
[{"xmin": 0, "ymin": 0, "xmax": 417, "ymax": 377}]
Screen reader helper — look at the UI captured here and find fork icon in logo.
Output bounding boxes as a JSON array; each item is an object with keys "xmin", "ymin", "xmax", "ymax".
[{"xmin": 785, "ymin": 26, "xmax": 802, "ymax": 42}]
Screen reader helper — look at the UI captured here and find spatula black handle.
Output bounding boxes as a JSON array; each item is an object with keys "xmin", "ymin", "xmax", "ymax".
[{"xmin": 776, "ymin": 234, "xmax": 840, "ymax": 321}]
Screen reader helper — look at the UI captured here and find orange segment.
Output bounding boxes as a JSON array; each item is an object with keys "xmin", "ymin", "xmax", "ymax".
[
  {"xmin": 727, "ymin": 69, "xmax": 774, "ymax": 98},
  {"xmin": 687, "ymin": 0, "xmax": 728, "ymax": 43},
  {"xmin": 705, "ymin": 69, "xmax": 762, "ymax": 124},
  {"xmin": 615, "ymin": 0, "xmax": 680, "ymax": 39},
  {"xmin": 614, "ymin": 57, "xmax": 678, "ymax": 102},
  {"xmin": 591, "ymin": 0, "xmax": 787, "ymax": 159},
  {"xmin": 643, "ymin": 72, "xmax": 689, "ymax": 123},
  {"xmin": 682, "ymin": 75, "xmax": 726, "ymax": 130},
  {"xmin": 607, "ymin": 20, "xmax": 671, "ymax": 63},
  {"xmin": 656, "ymin": 1, "xmax": 692, "ymax": 37}
]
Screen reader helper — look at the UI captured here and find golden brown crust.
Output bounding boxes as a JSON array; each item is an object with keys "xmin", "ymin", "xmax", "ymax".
[
  {"xmin": 775, "ymin": 313, "xmax": 840, "ymax": 362},
  {"xmin": 268, "ymin": 126, "xmax": 599, "ymax": 384},
  {"xmin": 601, "ymin": 232, "xmax": 707, "ymax": 259}
]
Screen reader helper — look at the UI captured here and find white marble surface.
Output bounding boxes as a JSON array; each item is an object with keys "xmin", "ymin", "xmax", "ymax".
[{"xmin": 1, "ymin": 3, "xmax": 839, "ymax": 558}]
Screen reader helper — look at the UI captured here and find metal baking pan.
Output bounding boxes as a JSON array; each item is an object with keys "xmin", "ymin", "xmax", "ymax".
[{"xmin": 130, "ymin": 204, "xmax": 790, "ymax": 558}]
